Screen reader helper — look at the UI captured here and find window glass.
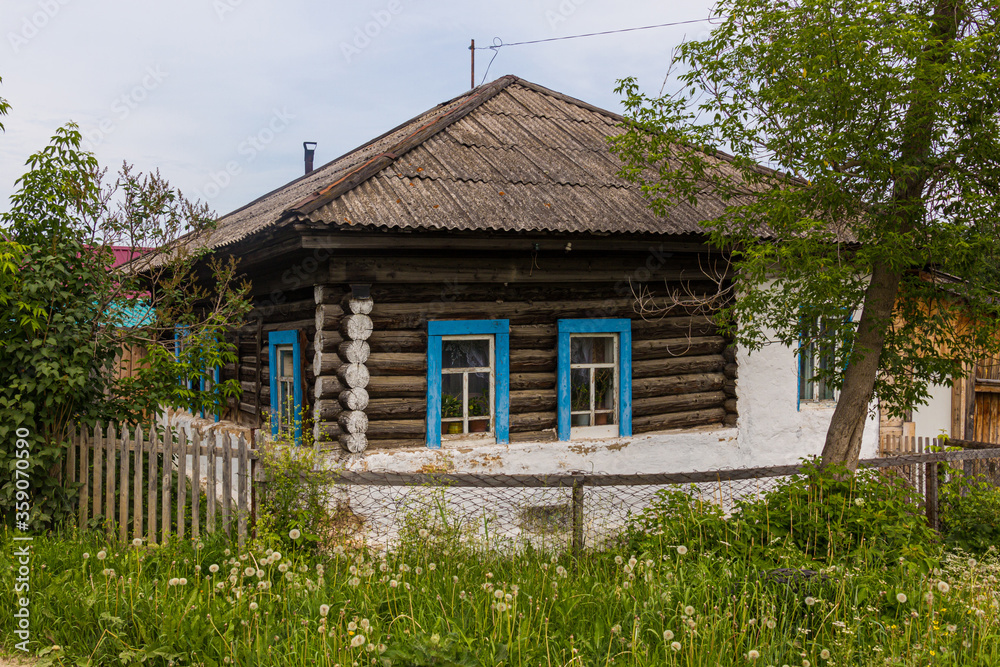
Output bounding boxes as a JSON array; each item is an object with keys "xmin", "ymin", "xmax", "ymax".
[
  {"xmin": 441, "ymin": 335, "xmax": 494, "ymax": 436},
  {"xmin": 800, "ymin": 316, "xmax": 839, "ymax": 402},
  {"xmin": 570, "ymin": 334, "xmax": 618, "ymax": 428}
]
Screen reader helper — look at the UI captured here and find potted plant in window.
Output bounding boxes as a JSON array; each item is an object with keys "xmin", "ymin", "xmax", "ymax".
[
  {"xmin": 571, "ymin": 382, "xmax": 590, "ymax": 426},
  {"xmin": 468, "ymin": 390, "xmax": 490, "ymax": 433},
  {"xmin": 593, "ymin": 371, "xmax": 613, "ymax": 425},
  {"xmin": 442, "ymin": 393, "xmax": 463, "ymax": 434}
]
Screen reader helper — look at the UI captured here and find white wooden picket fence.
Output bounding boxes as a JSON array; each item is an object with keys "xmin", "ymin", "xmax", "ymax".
[{"xmin": 65, "ymin": 423, "xmax": 259, "ymax": 546}]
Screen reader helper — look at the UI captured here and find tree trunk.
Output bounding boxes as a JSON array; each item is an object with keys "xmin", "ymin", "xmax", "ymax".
[
  {"xmin": 821, "ymin": 0, "xmax": 960, "ymax": 470},
  {"xmin": 820, "ymin": 262, "xmax": 901, "ymax": 469}
]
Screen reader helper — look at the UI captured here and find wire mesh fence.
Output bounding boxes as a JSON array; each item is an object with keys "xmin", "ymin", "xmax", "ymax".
[{"xmin": 290, "ymin": 444, "xmax": 1000, "ymax": 553}]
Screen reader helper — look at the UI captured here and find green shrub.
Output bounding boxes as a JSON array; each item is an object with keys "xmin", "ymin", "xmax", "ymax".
[
  {"xmin": 629, "ymin": 462, "xmax": 939, "ymax": 567},
  {"xmin": 940, "ymin": 475, "xmax": 1000, "ymax": 553}
]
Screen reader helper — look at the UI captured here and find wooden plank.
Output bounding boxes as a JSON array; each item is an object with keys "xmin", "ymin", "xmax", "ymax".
[
  {"xmin": 133, "ymin": 427, "xmax": 143, "ymax": 540},
  {"xmin": 147, "ymin": 426, "xmax": 157, "ymax": 543},
  {"xmin": 191, "ymin": 430, "xmax": 201, "ymax": 540},
  {"xmin": 632, "ymin": 391, "xmax": 727, "ymax": 418},
  {"xmin": 92, "ymin": 423, "xmax": 103, "ymax": 525},
  {"xmin": 161, "ymin": 428, "xmax": 172, "ymax": 544},
  {"xmin": 222, "ymin": 432, "xmax": 233, "ymax": 537},
  {"xmin": 255, "ymin": 318, "xmax": 263, "ymax": 426},
  {"xmin": 105, "ymin": 423, "xmax": 115, "ymax": 536},
  {"xmin": 632, "ymin": 407, "xmax": 728, "ymax": 434},
  {"xmin": 79, "ymin": 427, "xmax": 89, "ymax": 528},
  {"xmin": 177, "ymin": 430, "xmax": 188, "ymax": 541},
  {"xmin": 238, "ymin": 435, "xmax": 248, "ymax": 547},
  {"xmin": 119, "ymin": 424, "xmax": 129, "ymax": 542},
  {"xmin": 207, "ymin": 435, "xmax": 217, "ymax": 534}
]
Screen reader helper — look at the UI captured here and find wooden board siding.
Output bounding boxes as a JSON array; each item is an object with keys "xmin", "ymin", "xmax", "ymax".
[{"xmin": 304, "ymin": 250, "xmax": 736, "ymax": 450}]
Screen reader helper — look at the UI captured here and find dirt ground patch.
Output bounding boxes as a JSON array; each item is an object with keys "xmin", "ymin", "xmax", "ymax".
[{"xmin": 0, "ymin": 653, "xmax": 34, "ymax": 666}]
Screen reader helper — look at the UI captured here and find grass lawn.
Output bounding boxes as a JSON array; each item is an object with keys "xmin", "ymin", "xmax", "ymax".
[{"xmin": 3, "ymin": 468, "xmax": 1000, "ymax": 666}]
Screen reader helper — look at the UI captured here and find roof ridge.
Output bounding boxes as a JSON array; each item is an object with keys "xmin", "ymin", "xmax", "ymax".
[{"xmin": 289, "ymin": 76, "xmax": 521, "ymax": 217}]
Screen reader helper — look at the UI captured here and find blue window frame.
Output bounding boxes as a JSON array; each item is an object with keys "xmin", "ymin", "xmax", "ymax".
[
  {"xmin": 268, "ymin": 330, "xmax": 302, "ymax": 441},
  {"xmin": 174, "ymin": 325, "xmax": 193, "ymax": 390},
  {"xmin": 796, "ymin": 312, "xmax": 853, "ymax": 410},
  {"xmin": 426, "ymin": 320, "xmax": 510, "ymax": 448},
  {"xmin": 557, "ymin": 319, "xmax": 632, "ymax": 441}
]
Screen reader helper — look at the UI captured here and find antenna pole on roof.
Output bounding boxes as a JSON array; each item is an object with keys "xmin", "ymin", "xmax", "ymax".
[{"xmin": 470, "ymin": 39, "xmax": 475, "ymax": 89}]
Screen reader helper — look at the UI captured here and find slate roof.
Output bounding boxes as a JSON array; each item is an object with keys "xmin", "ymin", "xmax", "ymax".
[{"xmin": 178, "ymin": 75, "xmax": 743, "ymax": 258}]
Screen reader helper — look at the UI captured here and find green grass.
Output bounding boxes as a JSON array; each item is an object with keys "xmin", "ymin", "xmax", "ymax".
[{"xmin": 2, "ymin": 524, "xmax": 1000, "ymax": 667}]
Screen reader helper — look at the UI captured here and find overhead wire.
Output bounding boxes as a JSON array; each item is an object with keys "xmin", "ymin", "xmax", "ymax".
[{"xmin": 474, "ymin": 16, "xmax": 722, "ymax": 86}]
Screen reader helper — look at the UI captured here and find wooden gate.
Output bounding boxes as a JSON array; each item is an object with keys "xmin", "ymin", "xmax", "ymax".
[{"xmin": 973, "ymin": 356, "xmax": 1000, "ymax": 444}]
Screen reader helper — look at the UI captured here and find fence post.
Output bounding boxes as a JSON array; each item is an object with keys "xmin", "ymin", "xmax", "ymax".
[
  {"xmin": 571, "ymin": 476, "xmax": 585, "ymax": 560},
  {"xmin": 925, "ymin": 461, "xmax": 939, "ymax": 531}
]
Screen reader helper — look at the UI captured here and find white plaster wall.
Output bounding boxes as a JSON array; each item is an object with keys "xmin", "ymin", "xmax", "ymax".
[
  {"xmin": 910, "ymin": 382, "xmax": 953, "ymax": 438},
  {"xmin": 735, "ymin": 341, "xmax": 880, "ymax": 467}
]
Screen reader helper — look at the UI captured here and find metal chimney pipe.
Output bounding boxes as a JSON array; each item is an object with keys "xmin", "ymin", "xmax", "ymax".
[{"xmin": 303, "ymin": 142, "xmax": 317, "ymax": 175}]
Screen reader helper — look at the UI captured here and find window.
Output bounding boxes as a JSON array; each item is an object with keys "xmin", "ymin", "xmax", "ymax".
[
  {"xmin": 174, "ymin": 325, "xmax": 194, "ymax": 391},
  {"xmin": 798, "ymin": 315, "xmax": 845, "ymax": 405},
  {"xmin": 268, "ymin": 330, "xmax": 302, "ymax": 441},
  {"xmin": 427, "ymin": 320, "xmax": 509, "ymax": 448},
  {"xmin": 557, "ymin": 319, "xmax": 632, "ymax": 440}
]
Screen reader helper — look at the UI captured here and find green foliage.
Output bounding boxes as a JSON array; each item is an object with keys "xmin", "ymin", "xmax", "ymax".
[
  {"xmin": 5, "ymin": 524, "xmax": 1000, "ymax": 667},
  {"xmin": 255, "ymin": 430, "xmax": 339, "ymax": 552},
  {"xmin": 0, "ymin": 125, "xmax": 250, "ymax": 530},
  {"xmin": 610, "ymin": 0, "xmax": 1000, "ymax": 423},
  {"xmin": 441, "ymin": 393, "xmax": 462, "ymax": 418},
  {"xmin": 629, "ymin": 462, "xmax": 938, "ymax": 567},
  {"xmin": 940, "ymin": 474, "xmax": 1000, "ymax": 553}
]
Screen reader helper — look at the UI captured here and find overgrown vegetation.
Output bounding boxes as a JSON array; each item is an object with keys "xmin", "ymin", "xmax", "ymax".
[
  {"xmin": 0, "ymin": 125, "xmax": 250, "ymax": 530},
  {"xmin": 5, "ymin": 464, "xmax": 1000, "ymax": 666}
]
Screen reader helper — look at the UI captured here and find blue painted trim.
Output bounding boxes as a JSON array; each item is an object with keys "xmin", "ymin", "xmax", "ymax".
[
  {"xmin": 268, "ymin": 330, "xmax": 302, "ymax": 443},
  {"xmin": 426, "ymin": 335, "xmax": 443, "ymax": 448},
  {"xmin": 426, "ymin": 320, "xmax": 510, "ymax": 447},
  {"xmin": 428, "ymin": 320, "xmax": 509, "ymax": 336},
  {"xmin": 556, "ymin": 319, "xmax": 632, "ymax": 441}
]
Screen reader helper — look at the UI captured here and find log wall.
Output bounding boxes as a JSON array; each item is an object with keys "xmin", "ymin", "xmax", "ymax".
[{"xmin": 304, "ymin": 251, "xmax": 737, "ymax": 451}]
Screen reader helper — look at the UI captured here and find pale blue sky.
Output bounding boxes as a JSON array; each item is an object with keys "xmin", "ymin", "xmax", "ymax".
[{"xmin": 0, "ymin": 0, "xmax": 718, "ymax": 218}]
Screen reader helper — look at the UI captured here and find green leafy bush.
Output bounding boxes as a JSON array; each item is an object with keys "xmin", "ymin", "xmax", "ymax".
[
  {"xmin": 629, "ymin": 462, "xmax": 939, "ymax": 567},
  {"xmin": 940, "ymin": 475, "xmax": 1000, "ymax": 553}
]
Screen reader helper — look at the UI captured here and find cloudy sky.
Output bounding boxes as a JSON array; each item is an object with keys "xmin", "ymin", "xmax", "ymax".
[{"xmin": 0, "ymin": 0, "xmax": 718, "ymax": 218}]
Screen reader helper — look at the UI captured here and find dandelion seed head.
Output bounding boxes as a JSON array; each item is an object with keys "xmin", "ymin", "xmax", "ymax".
[
  {"xmin": 748, "ymin": 649, "xmax": 760, "ymax": 659},
  {"xmin": 677, "ymin": 545, "xmax": 688, "ymax": 555},
  {"xmin": 671, "ymin": 641, "xmax": 681, "ymax": 652},
  {"xmin": 937, "ymin": 581, "xmax": 950, "ymax": 593},
  {"xmin": 209, "ymin": 564, "xmax": 220, "ymax": 573},
  {"xmin": 684, "ymin": 605, "xmax": 695, "ymax": 616},
  {"xmin": 289, "ymin": 529, "xmax": 301, "ymax": 540},
  {"xmin": 820, "ymin": 649, "xmax": 830, "ymax": 660},
  {"xmin": 97, "ymin": 551, "xmax": 107, "ymax": 560},
  {"xmin": 663, "ymin": 630, "xmax": 674, "ymax": 640}
]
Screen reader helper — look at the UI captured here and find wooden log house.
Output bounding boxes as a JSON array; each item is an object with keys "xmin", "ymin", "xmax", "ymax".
[{"xmin": 169, "ymin": 76, "xmax": 753, "ymax": 462}]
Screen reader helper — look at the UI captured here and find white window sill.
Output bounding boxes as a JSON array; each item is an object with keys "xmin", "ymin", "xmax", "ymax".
[
  {"xmin": 441, "ymin": 432, "xmax": 497, "ymax": 447},
  {"xmin": 570, "ymin": 424, "xmax": 620, "ymax": 440},
  {"xmin": 799, "ymin": 400, "xmax": 838, "ymax": 410}
]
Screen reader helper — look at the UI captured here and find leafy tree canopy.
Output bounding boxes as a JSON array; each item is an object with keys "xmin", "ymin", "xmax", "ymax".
[
  {"xmin": 611, "ymin": 0, "xmax": 1000, "ymax": 465},
  {"xmin": 0, "ymin": 124, "xmax": 250, "ymax": 529}
]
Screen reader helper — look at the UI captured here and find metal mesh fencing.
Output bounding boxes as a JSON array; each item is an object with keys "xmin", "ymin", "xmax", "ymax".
[{"xmin": 291, "ymin": 446, "xmax": 1000, "ymax": 553}]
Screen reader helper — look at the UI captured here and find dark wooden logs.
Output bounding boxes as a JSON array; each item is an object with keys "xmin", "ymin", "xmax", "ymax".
[
  {"xmin": 367, "ymin": 376, "xmax": 426, "ymax": 397},
  {"xmin": 632, "ymin": 408, "xmax": 727, "ymax": 434},
  {"xmin": 314, "ymin": 352, "xmax": 339, "ymax": 376},
  {"xmin": 367, "ymin": 420, "xmax": 425, "ymax": 439},
  {"xmin": 632, "ymin": 336, "xmax": 727, "ymax": 361},
  {"xmin": 510, "ymin": 389, "xmax": 557, "ymax": 413},
  {"xmin": 632, "ymin": 373, "xmax": 724, "ymax": 400},
  {"xmin": 511, "ymin": 412, "xmax": 557, "ymax": 432},
  {"xmin": 366, "ymin": 398, "xmax": 426, "ymax": 420},
  {"xmin": 510, "ymin": 372, "xmax": 554, "ymax": 391},
  {"xmin": 632, "ymin": 392, "xmax": 727, "ymax": 418},
  {"xmin": 315, "ymin": 399, "xmax": 343, "ymax": 421},
  {"xmin": 315, "ymin": 304, "xmax": 344, "ymax": 331},
  {"xmin": 314, "ymin": 376, "xmax": 343, "ymax": 399},
  {"xmin": 632, "ymin": 355, "xmax": 726, "ymax": 379}
]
